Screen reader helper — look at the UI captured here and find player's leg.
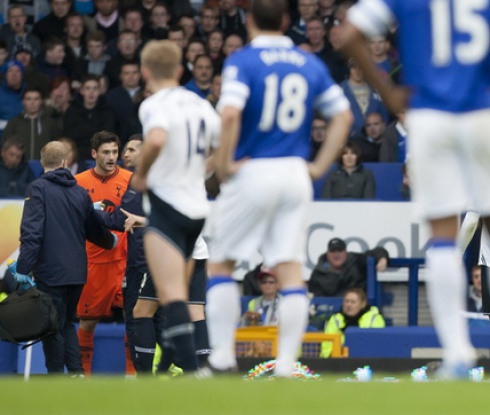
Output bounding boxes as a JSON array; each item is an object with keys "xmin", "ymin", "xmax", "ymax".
[
  {"xmin": 408, "ymin": 110, "xmax": 475, "ymax": 376},
  {"xmin": 144, "ymin": 230, "xmax": 198, "ymax": 372},
  {"xmin": 78, "ymin": 318, "xmax": 98, "ymax": 376},
  {"xmin": 132, "ymin": 296, "xmax": 159, "ymax": 373},
  {"xmin": 188, "ymin": 259, "xmax": 211, "ymax": 367},
  {"xmin": 479, "ymin": 221, "xmax": 490, "ymax": 316},
  {"xmin": 263, "ymin": 158, "xmax": 312, "ymax": 378}
]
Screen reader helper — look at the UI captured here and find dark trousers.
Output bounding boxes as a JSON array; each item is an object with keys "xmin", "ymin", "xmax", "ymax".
[
  {"xmin": 123, "ymin": 267, "xmax": 145, "ymax": 362},
  {"xmin": 36, "ymin": 282, "xmax": 84, "ymax": 374}
]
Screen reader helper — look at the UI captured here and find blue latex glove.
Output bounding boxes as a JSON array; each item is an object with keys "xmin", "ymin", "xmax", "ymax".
[
  {"xmin": 93, "ymin": 201, "xmax": 105, "ymax": 211},
  {"xmin": 14, "ymin": 273, "xmax": 36, "ymax": 289},
  {"xmin": 111, "ymin": 233, "xmax": 118, "ymax": 249},
  {"xmin": 7, "ymin": 259, "xmax": 16, "ymax": 274}
]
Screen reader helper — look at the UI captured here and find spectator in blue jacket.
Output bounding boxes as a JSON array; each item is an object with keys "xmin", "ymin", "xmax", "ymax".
[
  {"xmin": 0, "ymin": 60, "xmax": 25, "ymax": 136},
  {"xmin": 0, "ymin": 136, "xmax": 34, "ymax": 197},
  {"xmin": 15, "ymin": 141, "xmax": 116, "ymax": 375}
]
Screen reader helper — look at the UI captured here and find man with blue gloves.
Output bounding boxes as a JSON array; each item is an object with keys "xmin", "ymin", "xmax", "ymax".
[{"xmin": 14, "ymin": 141, "xmax": 117, "ymax": 375}]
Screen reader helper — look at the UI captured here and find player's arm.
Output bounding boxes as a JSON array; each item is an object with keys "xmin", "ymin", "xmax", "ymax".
[
  {"xmin": 16, "ymin": 183, "xmax": 45, "ymax": 275},
  {"xmin": 457, "ymin": 211, "xmax": 481, "ymax": 254},
  {"xmin": 340, "ymin": 1, "xmax": 408, "ymax": 113},
  {"xmin": 85, "ymin": 195, "xmax": 118, "ymax": 250},
  {"xmin": 132, "ymin": 128, "xmax": 166, "ymax": 192},
  {"xmin": 94, "ymin": 187, "xmax": 142, "ymax": 232},
  {"xmin": 214, "ymin": 106, "xmax": 243, "ymax": 181}
]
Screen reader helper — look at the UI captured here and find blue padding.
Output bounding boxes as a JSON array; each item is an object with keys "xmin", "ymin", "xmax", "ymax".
[
  {"xmin": 280, "ymin": 287, "xmax": 307, "ymax": 297},
  {"xmin": 313, "ymin": 162, "xmax": 405, "ymax": 201},
  {"xmin": 431, "ymin": 239, "xmax": 456, "ymax": 249},
  {"xmin": 345, "ymin": 326, "xmax": 490, "ymax": 358},
  {"xmin": 207, "ymin": 276, "xmax": 234, "ymax": 291},
  {"xmin": 0, "ymin": 341, "xmax": 17, "ymax": 373}
]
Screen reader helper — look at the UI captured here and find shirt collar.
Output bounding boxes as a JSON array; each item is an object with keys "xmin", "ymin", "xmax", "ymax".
[{"xmin": 251, "ymin": 35, "xmax": 294, "ymax": 48}]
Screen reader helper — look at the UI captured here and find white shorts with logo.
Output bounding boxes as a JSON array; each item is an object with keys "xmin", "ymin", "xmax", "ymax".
[
  {"xmin": 208, "ymin": 157, "xmax": 312, "ymax": 268},
  {"xmin": 407, "ymin": 109, "xmax": 490, "ymax": 220}
]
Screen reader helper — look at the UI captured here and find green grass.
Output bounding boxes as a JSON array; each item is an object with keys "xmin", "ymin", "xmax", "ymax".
[{"xmin": 0, "ymin": 374, "xmax": 488, "ymax": 415}]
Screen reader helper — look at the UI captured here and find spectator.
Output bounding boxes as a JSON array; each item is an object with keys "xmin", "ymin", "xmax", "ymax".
[
  {"xmin": 206, "ymin": 28, "xmax": 224, "ymax": 72},
  {"xmin": 318, "ymin": 0, "xmax": 335, "ymax": 28},
  {"xmin": 308, "ymin": 237, "xmax": 389, "ymax": 297},
  {"xmin": 74, "ymin": 31, "xmax": 110, "ymax": 81},
  {"xmin": 167, "ymin": 24, "xmax": 185, "ymax": 50},
  {"xmin": 309, "ymin": 116, "xmax": 328, "ymax": 161},
  {"xmin": 104, "ymin": 29, "xmax": 139, "ymax": 88},
  {"xmin": 321, "ymin": 141, "xmax": 376, "ymax": 199},
  {"xmin": 379, "ymin": 111, "xmax": 408, "ymax": 163},
  {"xmin": 306, "ymin": 16, "xmax": 348, "ymax": 84},
  {"xmin": 468, "ymin": 266, "xmax": 483, "ymax": 313},
  {"xmin": 143, "ymin": 2, "xmax": 170, "ymax": 40},
  {"xmin": 32, "ymin": 0, "xmax": 73, "ymax": 43},
  {"xmin": 37, "ymin": 37, "xmax": 69, "ymax": 81},
  {"xmin": 15, "ymin": 141, "xmax": 116, "ymax": 374},
  {"xmin": 0, "ymin": 5, "xmax": 42, "ymax": 57},
  {"xmin": 84, "ymin": 0, "xmax": 123, "ymax": 43},
  {"xmin": 221, "ymin": 33, "xmax": 242, "ymax": 57},
  {"xmin": 241, "ymin": 268, "xmax": 281, "ymax": 327},
  {"xmin": 0, "ymin": 39, "xmax": 8, "ymax": 69},
  {"xmin": 105, "ymin": 59, "xmax": 142, "ymax": 141},
  {"xmin": 0, "ymin": 136, "xmax": 34, "ymax": 197},
  {"xmin": 196, "ymin": 5, "xmax": 219, "ymax": 42},
  {"xmin": 286, "ymin": 0, "xmax": 318, "ymax": 45},
  {"xmin": 4, "ymin": 87, "xmax": 62, "ymax": 159},
  {"xmin": 320, "ymin": 287, "xmax": 385, "ymax": 357},
  {"xmin": 63, "ymin": 12, "xmax": 86, "ymax": 77},
  {"xmin": 218, "ymin": 0, "xmax": 246, "ymax": 41},
  {"xmin": 184, "ymin": 53, "xmax": 212, "ymax": 99},
  {"xmin": 341, "ymin": 59, "xmax": 388, "ymax": 139},
  {"xmin": 206, "ymin": 73, "xmax": 220, "ymax": 109},
  {"xmin": 368, "ymin": 35, "xmax": 400, "ymax": 82},
  {"xmin": 181, "ymin": 37, "xmax": 205, "ymax": 85},
  {"xmin": 14, "ymin": 44, "xmax": 50, "ymax": 96},
  {"xmin": 354, "ymin": 112, "xmax": 386, "ymax": 162},
  {"xmin": 178, "ymin": 13, "xmax": 196, "ymax": 47},
  {"xmin": 58, "ymin": 136, "xmax": 86, "ymax": 174},
  {"xmin": 62, "ymin": 74, "xmax": 115, "ymax": 160},
  {"xmin": 0, "ymin": 60, "xmax": 25, "ymax": 135},
  {"xmin": 0, "ymin": 1, "xmax": 51, "ymax": 31},
  {"xmin": 45, "ymin": 75, "xmax": 71, "ymax": 118},
  {"xmin": 106, "ymin": 7, "xmax": 146, "ymax": 58}
]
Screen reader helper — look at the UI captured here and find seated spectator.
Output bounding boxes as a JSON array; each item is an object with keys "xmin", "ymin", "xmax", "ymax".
[
  {"xmin": 286, "ymin": 0, "xmax": 317, "ymax": 45},
  {"xmin": 0, "ymin": 1, "xmax": 51, "ymax": 31},
  {"xmin": 318, "ymin": 0, "xmax": 335, "ymax": 28},
  {"xmin": 368, "ymin": 35, "xmax": 400, "ymax": 82},
  {"xmin": 14, "ymin": 44, "xmax": 50, "ymax": 96},
  {"xmin": 32, "ymin": 0, "xmax": 73, "ymax": 43},
  {"xmin": 0, "ymin": 136, "xmax": 34, "ymax": 197},
  {"xmin": 104, "ymin": 29, "xmax": 139, "ymax": 89},
  {"xmin": 4, "ymin": 87, "xmax": 61, "ymax": 159},
  {"xmin": 58, "ymin": 136, "xmax": 86, "ymax": 174},
  {"xmin": 242, "ymin": 263, "xmax": 263, "ymax": 296},
  {"xmin": 218, "ymin": 0, "xmax": 246, "ymax": 41},
  {"xmin": 241, "ymin": 268, "xmax": 281, "ymax": 327},
  {"xmin": 63, "ymin": 12, "xmax": 87, "ymax": 77},
  {"xmin": 321, "ymin": 141, "xmax": 376, "ymax": 199},
  {"xmin": 143, "ymin": 2, "xmax": 170, "ymax": 40},
  {"xmin": 62, "ymin": 74, "xmax": 115, "ymax": 160},
  {"xmin": 178, "ymin": 13, "xmax": 196, "ymax": 47},
  {"xmin": 84, "ymin": 0, "xmax": 123, "ymax": 43},
  {"xmin": 0, "ymin": 5, "xmax": 42, "ymax": 58},
  {"xmin": 206, "ymin": 73, "xmax": 220, "ymax": 109},
  {"xmin": 181, "ymin": 38, "xmax": 205, "ymax": 85},
  {"xmin": 74, "ymin": 31, "xmax": 111, "ymax": 81},
  {"xmin": 167, "ymin": 24, "xmax": 185, "ymax": 51},
  {"xmin": 45, "ymin": 75, "xmax": 72, "ymax": 119},
  {"xmin": 195, "ymin": 5, "xmax": 219, "ymax": 43},
  {"xmin": 379, "ymin": 111, "xmax": 408, "ymax": 163},
  {"xmin": 309, "ymin": 116, "xmax": 328, "ymax": 161},
  {"xmin": 0, "ymin": 60, "xmax": 25, "ymax": 136},
  {"xmin": 206, "ymin": 29, "xmax": 224, "ymax": 72},
  {"xmin": 340, "ymin": 59, "xmax": 388, "ymax": 139},
  {"xmin": 468, "ymin": 265, "xmax": 483, "ymax": 313},
  {"xmin": 184, "ymin": 53, "xmax": 212, "ymax": 99},
  {"xmin": 308, "ymin": 237, "xmax": 389, "ymax": 297},
  {"xmin": 37, "ymin": 37, "xmax": 69, "ymax": 81},
  {"xmin": 105, "ymin": 59, "xmax": 142, "ymax": 142},
  {"xmin": 221, "ymin": 33, "xmax": 243, "ymax": 57},
  {"xmin": 320, "ymin": 287, "xmax": 385, "ymax": 357},
  {"xmin": 353, "ymin": 112, "xmax": 386, "ymax": 162}
]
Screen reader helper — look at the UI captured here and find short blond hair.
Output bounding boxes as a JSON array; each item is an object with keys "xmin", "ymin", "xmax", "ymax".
[
  {"xmin": 141, "ymin": 40, "xmax": 182, "ymax": 81},
  {"xmin": 41, "ymin": 141, "xmax": 68, "ymax": 169}
]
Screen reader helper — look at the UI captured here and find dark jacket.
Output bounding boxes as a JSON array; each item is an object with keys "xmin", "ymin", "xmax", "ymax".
[
  {"xmin": 3, "ymin": 111, "xmax": 62, "ymax": 160},
  {"xmin": 16, "ymin": 168, "xmax": 114, "ymax": 286},
  {"xmin": 308, "ymin": 247, "xmax": 389, "ymax": 297},
  {"xmin": 321, "ymin": 164, "xmax": 376, "ymax": 199},
  {"xmin": 0, "ymin": 158, "xmax": 34, "ymax": 197},
  {"xmin": 62, "ymin": 97, "xmax": 116, "ymax": 160},
  {"xmin": 95, "ymin": 185, "xmax": 147, "ymax": 274},
  {"xmin": 105, "ymin": 86, "xmax": 142, "ymax": 141},
  {"xmin": 31, "ymin": 12, "xmax": 66, "ymax": 43}
]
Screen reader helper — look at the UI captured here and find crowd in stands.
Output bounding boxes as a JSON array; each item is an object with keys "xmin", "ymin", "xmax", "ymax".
[{"xmin": 0, "ymin": 0, "xmax": 411, "ymax": 199}]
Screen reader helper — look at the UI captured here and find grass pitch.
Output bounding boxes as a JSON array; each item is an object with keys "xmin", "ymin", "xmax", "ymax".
[{"xmin": 0, "ymin": 374, "xmax": 487, "ymax": 415}]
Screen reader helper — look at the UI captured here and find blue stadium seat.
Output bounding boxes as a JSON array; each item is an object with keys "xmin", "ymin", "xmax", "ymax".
[{"xmin": 27, "ymin": 160, "xmax": 43, "ymax": 178}]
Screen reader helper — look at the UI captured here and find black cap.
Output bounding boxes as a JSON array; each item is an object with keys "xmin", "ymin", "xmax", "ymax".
[{"xmin": 328, "ymin": 237, "xmax": 346, "ymax": 252}]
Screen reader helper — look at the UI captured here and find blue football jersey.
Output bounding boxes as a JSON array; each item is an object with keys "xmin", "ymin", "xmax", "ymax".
[
  {"xmin": 218, "ymin": 35, "xmax": 349, "ymax": 160},
  {"xmin": 349, "ymin": 0, "xmax": 490, "ymax": 112}
]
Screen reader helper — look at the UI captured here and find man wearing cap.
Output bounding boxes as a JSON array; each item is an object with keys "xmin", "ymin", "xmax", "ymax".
[
  {"xmin": 0, "ymin": 60, "xmax": 25, "ymax": 135},
  {"xmin": 308, "ymin": 237, "xmax": 389, "ymax": 297}
]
